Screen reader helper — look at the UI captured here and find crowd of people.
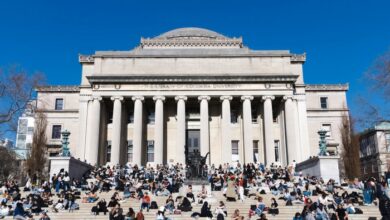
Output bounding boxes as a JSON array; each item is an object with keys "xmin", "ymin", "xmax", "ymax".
[{"xmin": 0, "ymin": 161, "xmax": 389, "ymax": 220}]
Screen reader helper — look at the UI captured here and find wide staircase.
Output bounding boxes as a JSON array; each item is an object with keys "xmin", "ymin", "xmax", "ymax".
[{"xmin": 5, "ymin": 186, "xmax": 381, "ymax": 220}]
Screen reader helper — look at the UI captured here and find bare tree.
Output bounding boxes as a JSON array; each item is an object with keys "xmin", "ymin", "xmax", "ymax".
[
  {"xmin": 0, "ymin": 146, "xmax": 20, "ymax": 182},
  {"xmin": 357, "ymin": 49, "xmax": 390, "ymax": 128},
  {"xmin": 0, "ymin": 65, "xmax": 44, "ymax": 136},
  {"xmin": 366, "ymin": 50, "xmax": 390, "ymax": 99},
  {"xmin": 25, "ymin": 110, "xmax": 48, "ymax": 184},
  {"xmin": 340, "ymin": 113, "xmax": 361, "ymax": 179}
]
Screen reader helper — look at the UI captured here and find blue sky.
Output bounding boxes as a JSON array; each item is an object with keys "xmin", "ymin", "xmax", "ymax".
[{"xmin": 1, "ymin": 0, "xmax": 390, "ymax": 135}]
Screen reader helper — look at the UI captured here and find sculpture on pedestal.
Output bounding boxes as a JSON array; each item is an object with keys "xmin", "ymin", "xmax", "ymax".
[
  {"xmin": 318, "ymin": 128, "xmax": 328, "ymax": 156},
  {"xmin": 61, "ymin": 130, "xmax": 71, "ymax": 157}
]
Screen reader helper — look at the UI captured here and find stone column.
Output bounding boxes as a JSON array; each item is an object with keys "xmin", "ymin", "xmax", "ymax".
[
  {"xmin": 85, "ymin": 96, "xmax": 102, "ymax": 165},
  {"xmin": 262, "ymin": 95, "xmax": 275, "ymax": 166},
  {"xmin": 241, "ymin": 96, "xmax": 254, "ymax": 163},
  {"xmin": 153, "ymin": 96, "xmax": 165, "ymax": 165},
  {"xmin": 284, "ymin": 96, "xmax": 298, "ymax": 164},
  {"xmin": 77, "ymin": 97, "xmax": 89, "ymax": 161},
  {"xmin": 198, "ymin": 96, "xmax": 210, "ymax": 163},
  {"xmin": 132, "ymin": 96, "xmax": 144, "ymax": 166},
  {"xmin": 110, "ymin": 96, "xmax": 124, "ymax": 165},
  {"xmin": 296, "ymin": 95, "xmax": 310, "ymax": 161},
  {"xmin": 175, "ymin": 96, "xmax": 187, "ymax": 165},
  {"xmin": 220, "ymin": 96, "xmax": 232, "ymax": 163}
]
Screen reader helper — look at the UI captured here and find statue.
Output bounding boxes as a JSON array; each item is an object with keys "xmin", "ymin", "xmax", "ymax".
[
  {"xmin": 200, "ymin": 152, "xmax": 210, "ymax": 165},
  {"xmin": 186, "ymin": 150, "xmax": 209, "ymax": 179},
  {"xmin": 61, "ymin": 130, "xmax": 71, "ymax": 157},
  {"xmin": 318, "ymin": 128, "xmax": 328, "ymax": 156}
]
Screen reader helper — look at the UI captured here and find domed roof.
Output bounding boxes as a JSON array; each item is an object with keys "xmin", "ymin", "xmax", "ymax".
[{"xmin": 155, "ymin": 27, "xmax": 229, "ymax": 39}]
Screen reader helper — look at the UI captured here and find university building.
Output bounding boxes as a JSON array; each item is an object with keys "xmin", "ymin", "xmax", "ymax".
[
  {"xmin": 360, "ymin": 121, "xmax": 390, "ymax": 179},
  {"xmin": 36, "ymin": 27, "xmax": 349, "ymax": 166}
]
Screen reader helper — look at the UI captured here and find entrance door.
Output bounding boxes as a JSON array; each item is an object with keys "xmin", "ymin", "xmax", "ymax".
[{"xmin": 187, "ymin": 130, "xmax": 200, "ymax": 156}]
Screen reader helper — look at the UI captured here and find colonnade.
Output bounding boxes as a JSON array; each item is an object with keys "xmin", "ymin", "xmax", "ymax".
[{"xmin": 79, "ymin": 95, "xmax": 302, "ymax": 166}]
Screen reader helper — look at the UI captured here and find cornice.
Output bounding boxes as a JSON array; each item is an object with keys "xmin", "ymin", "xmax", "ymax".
[
  {"xmin": 79, "ymin": 54, "xmax": 94, "ymax": 63},
  {"xmin": 305, "ymin": 84, "xmax": 349, "ymax": 91},
  {"xmin": 86, "ymin": 74, "xmax": 299, "ymax": 84},
  {"xmin": 290, "ymin": 53, "xmax": 306, "ymax": 63},
  {"xmin": 140, "ymin": 38, "xmax": 243, "ymax": 48},
  {"xmin": 35, "ymin": 85, "xmax": 80, "ymax": 92}
]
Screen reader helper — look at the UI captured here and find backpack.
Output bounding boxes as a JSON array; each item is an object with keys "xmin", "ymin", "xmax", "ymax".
[
  {"xmin": 150, "ymin": 201, "xmax": 158, "ymax": 209},
  {"xmin": 354, "ymin": 207, "xmax": 363, "ymax": 214}
]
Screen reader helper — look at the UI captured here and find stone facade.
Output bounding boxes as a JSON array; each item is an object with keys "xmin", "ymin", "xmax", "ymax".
[
  {"xmin": 360, "ymin": 121, "xmax": 390, "ymax": 180},
  {"xmin": 36, "ymin": 27, "xmax": 349, "ymax": 167}
]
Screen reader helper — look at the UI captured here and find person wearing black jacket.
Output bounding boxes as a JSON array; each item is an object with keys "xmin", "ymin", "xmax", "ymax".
[
  {"xmin": 199, "ymin": 201, "xmax": 213, "ymax": 218},
  {"xmin": 379, "ymin": 182, "xmax": 390, "ymax": 219},
  {"xmin": 97, "ymin": 199, "xmax": 108, "ymax": 215}
]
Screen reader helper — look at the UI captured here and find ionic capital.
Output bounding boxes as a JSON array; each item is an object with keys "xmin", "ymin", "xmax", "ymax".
[
  {"xmin": 240, "ymin": 95, "xmax": 254, "ymax": 101},
  {"xmin": 283, "ymin": 95, "xmax": 296, "ymax": 101},
  {"xmin": 153, "ymin": 96, "xmax": 166, "ymax": 102},
  {"xmin": 91, "ymin": 96, "xmax": 102, "ymax": 101},
  {"xmin": 132, "ymin": 96, "xmax": 144, "ymax": 102},
  {"xmin": 198, "ymin": 95, "xmax": 211, "ymax": 101},
  {"xmin": 220, "ymin": 95, "xmax": 233, "ymax": 101},
  {"xmin": 175, "ymin": 96, "xmax": 187, "ymax": 101},
  {"xmin": 110, "ymin": 96, "xmax": 124, "ymax": 101},
  {"xmin": 262, "ymin": 95, "xmax": 275, "ymax": 101}
]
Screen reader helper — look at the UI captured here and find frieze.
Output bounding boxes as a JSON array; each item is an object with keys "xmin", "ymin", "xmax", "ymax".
[{"xmin": 90, "ymin": 83, "xmax": 297, "ymax": 92}]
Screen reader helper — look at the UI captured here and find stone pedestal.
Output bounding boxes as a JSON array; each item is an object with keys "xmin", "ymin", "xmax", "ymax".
[
  {"xmin": 295, "ymin": 156, "xmax": 340, "ymax": 183},
  {"xmin": 49, "ymin": 157, "xmax": 93, "ymax": 180}
]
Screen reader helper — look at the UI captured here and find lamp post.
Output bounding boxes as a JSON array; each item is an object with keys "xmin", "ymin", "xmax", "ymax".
[
  {"xmin": 318, "ymin": 128, "xmax": 328, "ymax": 156},
  {"xmin": 61, "ymin": 130, "xmax": 71, "ymax": 157}
]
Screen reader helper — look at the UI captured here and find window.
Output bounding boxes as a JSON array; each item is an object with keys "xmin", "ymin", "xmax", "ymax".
[
  {"xmin": 231, "ymin": 110, "xmax": 238, "ymax": 124},
  {"xmin": 51, "ymin": 125, "xmax": 62, "ymax": 139},
  {"xmin": 322, "ymin": 124, "xmax": 332, "ymax": 139},
  {"xmin": 55, "ymin": 98, "xmax": 64, "ymax": 110},
  {"xmin": 386, "ymin": 133, "xmax": 390, "ymax": 152},
  {"xmin": 147, "ymin": 141, "xmax": 154, "ymax": 162},
  {"xmin": 253, "ymin": 140, "xmax": 259, "ymax": 162},
  {"xmin": 252, "ymin": 108, "xmax": 258, "ymax": 123},
  {"xmin": 231, "ymin": 140, "xmax": 239, "ymax": 161},
  {"xmin": 148, "ymin": 111, "xmax": 155, "ymax": 124},
  {"xmin": 17, "ymin": 134, "xmax": 26, "ymax": 143},
  {"xmin": 19, "ymin": 119, "xmax": 28, "ymax": 133},
  {"xmin": 127, "ymin": 140, "xmax": 133, "ymax": 162},
  {"xmin": 106, "ymin": 141, "xmax": 112, "ymax": 163},
  {"xmin": 274, "ymin": 140, "xmax": 280, "ymax": 162},
  {"xmin": 320, "ymin": 97, "xmax": 328, "ymax": 109},
  {"xmin": 128, "ymin": 112, "xmax": 134, "ymax": 124}
]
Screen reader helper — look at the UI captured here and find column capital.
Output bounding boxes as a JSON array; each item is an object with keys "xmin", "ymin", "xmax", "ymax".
[
  {"xmin": 110, "ymin": 96, "xmax": 124, "ymax": 101},
  {"xmin": 198, "ymin": 95, "xmax": 211, "ymax": 101},
  {"xmin": 241, "ymin": 95, "xmax": 254, "ymax": 101},
  {"xmin": 175, "ymin": 96, "xmax": 187, "ymax": 101},
  {"xmin": 153, "ymin": 96, "xmax": 166, "ymax": 102},
  {"xmin": 132, "ymin": 96, "xmax": 144, "ymax": 101},
  {"xmin": 220, "ymin": 95, "xmax": 233, "ymax": 101},
  {"xmin": 262, "ymin": 95, "xmax": 275, "ymax": 101},
  {"xmin": 283, "ymin": 95, "xmax": 296, "ymax": 101},
  {"xmin": 91, "ymin": 96, "xmax": 102, "ymax": 101}
]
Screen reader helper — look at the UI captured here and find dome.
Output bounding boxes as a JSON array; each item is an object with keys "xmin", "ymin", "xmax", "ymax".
[{"xmin": 154, "ymin": 27, "xmax": 229, "ymax": 40}]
